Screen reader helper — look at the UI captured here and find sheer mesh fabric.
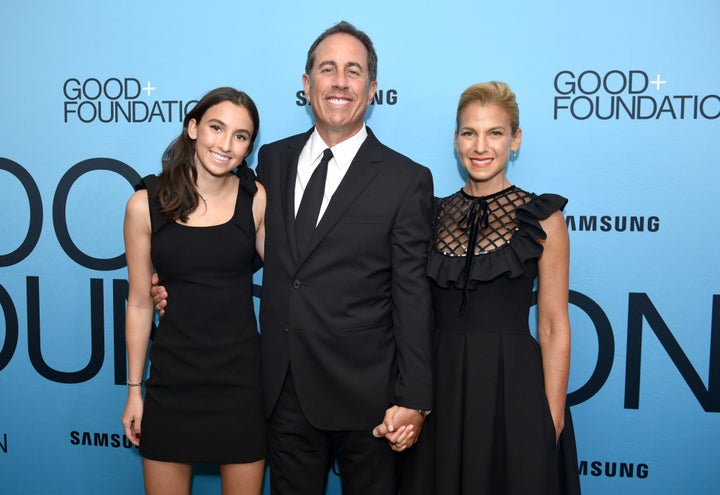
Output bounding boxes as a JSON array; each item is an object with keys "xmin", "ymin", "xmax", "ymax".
[
  {"xmin": 432, "ymin": 186, "xmax": 534, "ymax": 314},
  {"xmin": 434, "ymin": 186, "xmax": 533, "ymax": 257}
]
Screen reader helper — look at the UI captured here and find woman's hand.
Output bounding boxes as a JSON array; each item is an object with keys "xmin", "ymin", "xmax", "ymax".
[{"xmin": 121, "ymin": 393, "xmax": 144, "ymax": 447}]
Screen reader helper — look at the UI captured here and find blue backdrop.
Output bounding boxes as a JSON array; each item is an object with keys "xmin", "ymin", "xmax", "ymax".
[{"xmin": 1, "ymin": 1, "xmax": 718, "ymax": 493}]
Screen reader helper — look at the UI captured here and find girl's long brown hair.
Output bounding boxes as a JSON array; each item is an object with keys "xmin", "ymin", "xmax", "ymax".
[{"xmin": 154, "ymin": 87, "xmax": 259, "ymax": 222}]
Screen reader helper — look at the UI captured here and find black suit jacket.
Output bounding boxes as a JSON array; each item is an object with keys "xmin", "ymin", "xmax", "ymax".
[{"xmin": 256, "ymin": 127, "xmax": 434, "ymax": 431}]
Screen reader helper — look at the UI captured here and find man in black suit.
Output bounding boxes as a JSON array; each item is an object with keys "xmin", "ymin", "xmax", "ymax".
[
  {"xmin": 152, "ymin": 21, "xmax": 433, "ymax": 494},
  {"xmin": 257, "ymin": 21, "xmax": 433, "ymax": 495}
]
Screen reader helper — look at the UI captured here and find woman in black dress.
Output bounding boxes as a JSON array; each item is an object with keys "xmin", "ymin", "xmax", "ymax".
[
  {"xmin": 121, "ymin": 87, "xmax": 267, "ymax": 495},
  {"xmin": 402, "ymin": 81, "xmax": 581, "ymax": 494}
]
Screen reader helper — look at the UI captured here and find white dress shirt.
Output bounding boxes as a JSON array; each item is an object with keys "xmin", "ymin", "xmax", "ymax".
[{"xmin": 294, "ymin": 125, "xmax": 368, "ymax": 224}]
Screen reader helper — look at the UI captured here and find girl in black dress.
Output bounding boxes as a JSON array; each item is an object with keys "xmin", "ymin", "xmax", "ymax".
[{"xmin": 121, "ymin": 87, "xmax": 267, "ymax": 495}]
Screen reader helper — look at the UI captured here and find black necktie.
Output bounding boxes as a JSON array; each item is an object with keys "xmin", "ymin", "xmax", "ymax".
[{"xmin": 295, "ymin": 148, "xmax": 332, "ymax": 256}]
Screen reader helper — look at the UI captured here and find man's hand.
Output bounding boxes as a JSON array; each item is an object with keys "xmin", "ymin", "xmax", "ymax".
[
  {"xmin": 372, "ymin": 405, "xmax": 425, "ymax": 452},
  {"xmin": 150, "ymin": 272, "xmax": 168, "ymax": 316}
]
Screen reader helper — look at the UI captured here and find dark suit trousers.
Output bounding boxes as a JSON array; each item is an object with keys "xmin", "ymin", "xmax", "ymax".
[{"xmin": 268, "ymin": 369, "xmax": 399, "ymax": 495}]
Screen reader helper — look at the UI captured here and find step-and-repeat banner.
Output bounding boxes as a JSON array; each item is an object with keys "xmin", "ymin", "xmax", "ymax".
[{"xmin": 1, "ymin": 1, "xmax": 718, "ymax": 493}]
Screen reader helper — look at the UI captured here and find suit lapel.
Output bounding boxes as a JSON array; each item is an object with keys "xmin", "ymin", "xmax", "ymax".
[
  {"xmin": 281, "ymin": 130, "xmax": 313, "ymax": 265},
  {"xmin": 297, "ymin": 129, "xmax": 383, "ymax": 265}
]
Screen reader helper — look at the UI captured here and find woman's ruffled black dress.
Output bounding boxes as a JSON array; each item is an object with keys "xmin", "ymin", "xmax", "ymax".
[{"xmin": 403, "ymin": 186, "xmax": 581, "ymax": 494}]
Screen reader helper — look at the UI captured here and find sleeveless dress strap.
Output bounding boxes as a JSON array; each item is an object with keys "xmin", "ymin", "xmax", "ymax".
[
  {"xmin": 234, "ymin": 166, "xmax": 262, "ymax": 271},
  {"xmin": 135, "ymin": 174, "xmax": 168, "ymax": 234}
]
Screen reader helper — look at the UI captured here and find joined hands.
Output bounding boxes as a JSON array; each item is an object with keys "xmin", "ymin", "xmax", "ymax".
[{"xmin": 372, "ymin": 405, "xmax": 425, "ymax": 452}]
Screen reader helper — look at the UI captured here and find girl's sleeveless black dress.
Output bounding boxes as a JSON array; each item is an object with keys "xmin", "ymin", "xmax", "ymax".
[{"xmin": 137, "ymin": 171, "xmax": 265, "ymax": 463}]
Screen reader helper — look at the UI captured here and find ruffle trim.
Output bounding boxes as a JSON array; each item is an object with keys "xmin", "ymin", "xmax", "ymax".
[{"xmin": 427, "ymin": 192, "xmax": 567, "ymax": 289}]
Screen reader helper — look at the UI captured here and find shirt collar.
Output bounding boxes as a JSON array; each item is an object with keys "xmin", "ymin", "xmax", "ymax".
[{"xmin": 308, "ymin": 124, "xmax": 368, "ymax": 171}]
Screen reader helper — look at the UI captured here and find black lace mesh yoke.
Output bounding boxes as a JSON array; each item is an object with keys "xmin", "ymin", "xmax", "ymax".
[
  {"xmin": 433, "ymin": 186, "xmax": 535, "ymax": 314},
  {"xmin": 434, "ymin": 186, "xmax": 533, "ymax": 257}
]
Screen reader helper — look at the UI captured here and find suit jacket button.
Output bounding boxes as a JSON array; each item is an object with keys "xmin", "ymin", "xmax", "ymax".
[{"xmin": 292, "ymin": 279, "xmax": 302, "ymax": 289}]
